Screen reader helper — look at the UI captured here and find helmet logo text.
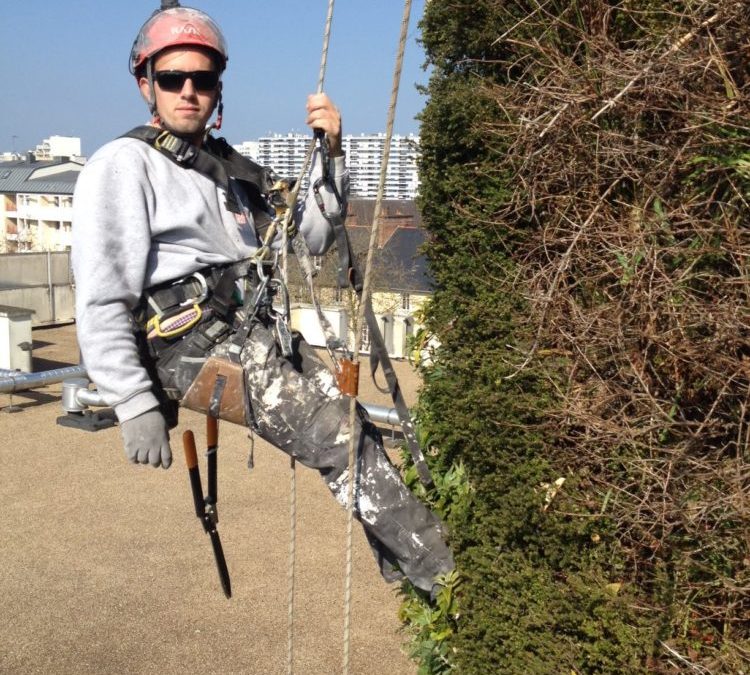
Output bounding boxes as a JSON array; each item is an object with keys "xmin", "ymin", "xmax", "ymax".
[{"xmin": 171, "ymin": 24, "xmax": 200, "ymax": 37}]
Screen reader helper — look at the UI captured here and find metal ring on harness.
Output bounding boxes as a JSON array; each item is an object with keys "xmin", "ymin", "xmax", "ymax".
[
  {"xmin": 144, "ymin": 270, "xmax": 210, "ymax": 319},
  {"xmin": 175, "ymin": 271, "xmax": 209, "ymax": 307},
  {"xmin": 154, "ymin": 130, "xmax": 198, "ymax": 165}
]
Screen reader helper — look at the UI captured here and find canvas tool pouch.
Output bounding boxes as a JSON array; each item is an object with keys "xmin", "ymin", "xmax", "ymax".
[{"xmin": 182, "ymin": 355, "xmax": 248, "ymax": 426}]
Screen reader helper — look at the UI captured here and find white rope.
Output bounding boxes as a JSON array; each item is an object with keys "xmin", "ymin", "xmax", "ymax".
[
  {"xmin": 286, "ymin": 456, "xmax": 297, "ymax": 675},
  {"xmin": 280, "ymin": 0, "xmax": 336, "ymax": 264},
  {"xmin": 286, "ymin": 3, "xmax": 336, "ymax": 674},
  {"xmin": 317, "ymin": 0, "xmax": 335, "ymax": 93},
  {"xmin": 342, "ymin": 2, "xmax": 413, "ymax": 674}
]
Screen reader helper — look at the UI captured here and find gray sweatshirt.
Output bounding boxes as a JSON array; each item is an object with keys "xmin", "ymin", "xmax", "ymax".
[{"xmin": 72, "ymin": 136, "xmax": 348, "ymax": 423}]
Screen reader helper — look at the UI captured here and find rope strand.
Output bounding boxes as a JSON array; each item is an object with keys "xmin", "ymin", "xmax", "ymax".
[
  {"xmin": 286, "ymin": 3, "xmax": 336, "ymax": 673},
  {"xmin": 342, "ymin": 2, "xmax": 413, "ymax": 674},
  {"xmin": 317, "ymin": 0, "xmax": 335, "ymax": 93},
  {"xmin": 286, "ymin": 456, "xmax": 297, "ymax": 675}
]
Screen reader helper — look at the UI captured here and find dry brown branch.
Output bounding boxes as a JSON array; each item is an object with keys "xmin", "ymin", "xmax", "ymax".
[
  {"xmin": 505, "ymin": 179, "xmax": 620, "ymax": 380},
  {"xmin": 473, "ymin": 1, "xmax": 750, "ymax": 665}
]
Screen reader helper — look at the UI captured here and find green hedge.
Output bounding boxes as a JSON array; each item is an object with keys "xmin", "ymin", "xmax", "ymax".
[{"xmin": 402, "ymin": 1, "xmax": 750, "ymax": 672}]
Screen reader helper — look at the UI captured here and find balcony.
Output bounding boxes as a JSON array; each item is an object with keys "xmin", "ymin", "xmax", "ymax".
[{"xmin": 15, "ymin": 204, "xmax": 73, "ymax": 222}]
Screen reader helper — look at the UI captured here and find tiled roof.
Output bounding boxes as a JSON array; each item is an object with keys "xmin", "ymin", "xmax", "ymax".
[
  {"xmin": 287, "ymin": 199, "xmax": 432, "ymax": 293},
  {"xmin": 0, "ymin": 160, "xmax": 82, "ymax": 195},
  {"xmin": 345, "ymin": 226, "xmax": 432, "ymax": 293},
  {"xmin": 346, "ymin": 199, "xmax": 422, "ymax": 228},
  {"xmin": 382, "ymin": 227, "xmax": 432, "ymax": 293}
]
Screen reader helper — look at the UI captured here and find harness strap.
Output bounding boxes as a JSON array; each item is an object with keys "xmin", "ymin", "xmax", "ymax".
[
  {"xmin": 311, "ymin": 143, "xmax": 433, "ymax": 488},
  {"xmin": 121, "ymin": 126, "xmax": 275, "ymax": 225},
  {"xmin": 205, "ymin": 260, "xmax": 254, "ymax": 318},
  {"xmin": 139, "ymin": 260, "xmax": 260, "ymax": 320},
  {"xmin": 363, "ymin": 299, "xmax": 433, "ymax": 487},
  {"xmin": 312, "ymin": 183, "xmax": 362, "ymax": 292},
  {"xmin": 141, "ymin": 268, "xmax": 222, "ymax": 317}
]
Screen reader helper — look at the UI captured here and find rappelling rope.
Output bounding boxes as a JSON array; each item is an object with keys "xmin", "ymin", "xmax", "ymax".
[
  {"xmin": 285, "ymin": 3, "xmax": 336, "ymax": 674},
  {"xmin": 286, "ymin": 451, "xmax": 296, "ymax": 675},
  {"xmin": 341, "ymin": 2, "xmax": 413, "ymax": 674},
  {"xmin": 279, "ymin": 0, "xmax": 334, "ymax": 272}
]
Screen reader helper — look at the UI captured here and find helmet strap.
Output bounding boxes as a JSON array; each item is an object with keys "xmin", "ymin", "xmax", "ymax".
[
  {"xmin": 146, "ymin": 59, "xmax": 157, "ymax": 115},
  {"xmin": 211, "ymin": 94, "xmax": 224, "ymax": 132}
]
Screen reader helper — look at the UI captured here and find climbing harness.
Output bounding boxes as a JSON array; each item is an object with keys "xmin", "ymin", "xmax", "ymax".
[
  {"xmin": 146, "ymin": 304, "xmax": 203, "ymax": 339},
  {"xmin": 144, "ymin": 272, "xmax": 208, "ymax": 339},
  {"xmin": 182, "ymin": 415, "xmax": 232, "ymax": 598},
  {"xmin": 124, "ymin": 122, "xmax": 294, "ymax": 429}
]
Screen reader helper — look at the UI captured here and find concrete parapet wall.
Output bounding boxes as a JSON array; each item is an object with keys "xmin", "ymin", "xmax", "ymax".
[
  {"xmin": 0, "ymin": 251, "xmax": 72, "ymax": 286},
  {"xmin": 0, "ymin": 285, "xmax": 74, "ymax": 326},
  {"xmin": 0, "ymin": 251, "xmax": 74, "ymax": 325}
]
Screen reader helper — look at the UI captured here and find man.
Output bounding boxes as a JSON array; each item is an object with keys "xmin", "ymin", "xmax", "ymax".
[{"xmin": 72, "ymin": 3, "xmax": 454, "ymax": 594}]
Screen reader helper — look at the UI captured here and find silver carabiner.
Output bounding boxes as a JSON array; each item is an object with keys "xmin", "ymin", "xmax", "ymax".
[
  {"xmin": 175, "ymin": 271, "xmax": 209, "ymax": 307},
  {"xmin": 256, "ymin": 251, "xmax": 277, "ymax": 283}
]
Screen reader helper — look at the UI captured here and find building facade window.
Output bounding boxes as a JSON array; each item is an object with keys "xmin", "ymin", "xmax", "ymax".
[
  {"xmin": 360, "ymin": 323, "xmax": 370, "ymax": 351},
  {"xmin": 403, "ymin": 317, "xmax": 414, "ymax": 355}
]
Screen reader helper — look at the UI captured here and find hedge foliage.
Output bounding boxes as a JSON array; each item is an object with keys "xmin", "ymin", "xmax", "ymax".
[{"xmin": 408, "ymin": 1, "xmax": 750, "ymax": 672}]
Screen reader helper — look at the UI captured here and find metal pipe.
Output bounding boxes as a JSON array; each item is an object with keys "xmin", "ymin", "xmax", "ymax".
[
  {"xmin": 362, "ymin": 403, "xmax": 401, "ymax": 427},
  {"xmin": 77, "ymin": 388, "xmax": 105, "ymax": 407},
  {"xmin": 0, "ymin": 365, "xmax": 87, "ymax": 394},
  {"xmin": 60, "ymin": 378, "xmax": 106, "ymax": 412},
  {"xmin": 47, "ymin": 250, "xmax": 56, "ymax": 323},
  {"xmin": 3, "ymin": 363, "xmax": 405, "ymax": 427},
  {"xmin": 60, "ymin": 385, "xmax": 400, "ymax": 424}
]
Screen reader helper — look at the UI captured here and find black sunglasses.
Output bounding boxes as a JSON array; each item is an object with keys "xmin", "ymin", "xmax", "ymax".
[{"xmin": 154, "ymin": 70, "xmax": 220, "ymax": 92}]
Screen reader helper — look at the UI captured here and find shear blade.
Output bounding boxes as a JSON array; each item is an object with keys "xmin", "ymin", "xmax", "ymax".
[{"xmin": 208, "ymin": 528, "xmax": 232, "ymax": 598}]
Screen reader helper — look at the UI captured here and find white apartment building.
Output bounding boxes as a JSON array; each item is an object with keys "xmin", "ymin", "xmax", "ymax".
[
  {"xmin": 343, "ymin": 134, "xmax": 420, "ymax": 199},
  {"xmin": 259, "ymin": 135, "xmax": 309, "ymax": 182},
  {"xmin": 0, "ymin": 159, "xmax": 83, "ymax": 253},
  {"xmin": 232, "ymin": 140, "xmax": 259, "ymax": 161},
  {"xmin": 34, "ymin": 136, "xmax": 82, "ymax": 161},
  {"xmin": 233, "ymin": 133, "xmax": 420, "ymax": 199},
  {"xmin": 234, "ymin": 134, "xmax": 315, "ymax": 191}
]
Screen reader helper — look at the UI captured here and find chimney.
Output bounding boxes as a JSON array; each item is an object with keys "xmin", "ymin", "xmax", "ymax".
[{"xmin": 378, "ymin": 206, "xmax": 399, "ymax": 248}]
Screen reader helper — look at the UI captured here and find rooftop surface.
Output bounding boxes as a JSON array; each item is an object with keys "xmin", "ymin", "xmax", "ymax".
[
  {"xmin": 1, "ymin": 323, "xmax": 419, "ymax": 674},
  {"xmin": 0, "ymin": 159, "xmax": 82, "ymax": 195}
]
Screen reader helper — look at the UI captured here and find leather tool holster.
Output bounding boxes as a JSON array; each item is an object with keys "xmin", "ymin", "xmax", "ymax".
[{"xmin": 182, "ymin": 356, "xmax": 248, "ymax": 426}]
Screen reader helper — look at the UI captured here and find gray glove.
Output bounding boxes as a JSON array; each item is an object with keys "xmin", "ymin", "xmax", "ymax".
[{"xmin": 120, "ymin": 408, "xmax": 172, "ymax": 469}]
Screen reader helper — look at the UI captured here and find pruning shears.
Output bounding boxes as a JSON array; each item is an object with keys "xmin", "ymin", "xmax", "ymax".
[{"xmin": 183, "ymin": 416, "xmax": 232, "ymax": 598}]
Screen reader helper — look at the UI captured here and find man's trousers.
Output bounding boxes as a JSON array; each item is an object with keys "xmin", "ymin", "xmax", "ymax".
[{"xmin": 201, "ymin": 319, "xmax": 455, "ymax": 592}]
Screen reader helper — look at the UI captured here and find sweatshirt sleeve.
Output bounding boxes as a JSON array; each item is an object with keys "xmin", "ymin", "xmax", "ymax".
[
  {"xmin": 293, "ymin": 148, "xmax": 349, "ymax": 255},
  {"xmin": 72, "ymin": 143, "xmax": 159, "ymax": 423}
]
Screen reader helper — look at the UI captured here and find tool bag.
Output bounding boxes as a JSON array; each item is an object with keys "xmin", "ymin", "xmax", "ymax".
[{"xmin": 182, "ymin": 355, "xmax": 248, "ymax": 426}]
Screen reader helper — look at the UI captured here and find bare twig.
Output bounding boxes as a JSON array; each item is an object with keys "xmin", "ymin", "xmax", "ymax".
[{"xmin": 591, "ymin": 13, "xmax": 721, "ymax": 121}]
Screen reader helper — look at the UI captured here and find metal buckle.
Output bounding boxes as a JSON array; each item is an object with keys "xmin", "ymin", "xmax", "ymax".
[
  {"xmin": 154, "ymin": 130, "xmax": 198, "ymax": 165},
  {"xmin": 174, "ymin": 271, "xmax": 209, "ymax": 307}
]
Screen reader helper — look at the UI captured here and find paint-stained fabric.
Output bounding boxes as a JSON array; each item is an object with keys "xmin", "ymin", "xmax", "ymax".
[{"xmin": 202, "ymin": 319, "xmax": 455, "ymax": 592}]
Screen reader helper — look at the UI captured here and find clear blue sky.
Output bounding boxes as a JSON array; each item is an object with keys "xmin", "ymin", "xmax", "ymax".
[{"xmin": 0, "ymin": 1, "xmax": 429, "ymax": 156}]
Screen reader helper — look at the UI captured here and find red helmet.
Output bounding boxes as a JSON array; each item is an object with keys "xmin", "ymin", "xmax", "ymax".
[{"xmin": 129, "ymin": 6, "xmax": 228, "ymax": 75}]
